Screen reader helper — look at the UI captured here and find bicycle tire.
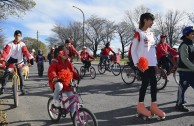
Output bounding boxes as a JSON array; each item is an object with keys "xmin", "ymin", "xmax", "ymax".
[
  {"xmin": 47, "ymin": 97, "xmax": 61, "ymax": 123},
  {"xmin": 90, "ymin": 66, "xmax": 96, "ymax": 79},
  {"xmin": 80, "ymin": 66, "xmax": 86, "ymax": 78},
  {"xmin": 13, "ymin": 75, "xmax": 19, "ymax": 107},
  {"xmin": 156, "ymin": 67, "xmax": 168, "ymax": 91},
  {"xmin": 74, "ymin": 67, "xmax": 79, "ymax": 75},
  {"xmin": 121, "ymin": 65, "xmax": 136, "ymax": 85},
  {"xmin": 98, "ymin": 63, "xmax": 106, "ymax": 74},
  {"xmin": 111, "ymin": 62, "xmax": 121, "ymax": 76},
  {"xmin": 173, "ymin": 69, "xmax": 179, "ymax": 85},
  {"xmin": 73, "ymin": 107, "xmax": 98, "ymax": 126}
]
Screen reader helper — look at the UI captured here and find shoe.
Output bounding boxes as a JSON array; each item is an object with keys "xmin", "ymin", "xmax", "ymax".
[
  {"xmin": 150, "ymin": 102, "xmax": 165, "ymax": 119},
  {"xmin": 137, "ymin": 102, "xmax": 151, "ymax": 117},
  {"xmin": 0, "ymin": 88, "xmax": 5, "ymax": 95},
  {"xmin": 21, "ymin": 90, "xmax": 28, "ymax": 95},
  {"xmin": 53, "ymin": 99, "xmax": 60, "ymax": 107},
  {"xmin": 175, "ymin": 104, "xmax": 190, "ymax": 112}
]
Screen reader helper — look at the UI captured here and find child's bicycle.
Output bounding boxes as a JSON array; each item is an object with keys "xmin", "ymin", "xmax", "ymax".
[
  {"xmin": 98, "ymin": 55, "xmax": 121, "ymax": 76},
  {"xmin": 80, "ymin": 60, "xmax": 96, "ymax": 79},
  {"xmin": 0, "ymin": 60, "xmax": 23, "ymax": 107},
  {"xmin": 47, "ymin": 80, "xmax": 98, "ymax": 126}
]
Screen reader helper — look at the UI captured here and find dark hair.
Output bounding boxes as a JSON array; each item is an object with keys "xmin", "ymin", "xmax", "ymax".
[
  {"xmin": 65, "ymin": 39, "xmax": 70, "ymax": 44},
  {"xmin": 54, "ymin": 45, "xmax": 64, "ymax": 58},
  {"xmin": 105, "ymin": 42, "xmax": 110, "ymax": 48},
  {"xmin": 14, "ymin": 30, "xmax": 22, "ymax": 36},
  {"xmin": 139, "ymin": 13, "xmax": 155, "ymax": 29}
]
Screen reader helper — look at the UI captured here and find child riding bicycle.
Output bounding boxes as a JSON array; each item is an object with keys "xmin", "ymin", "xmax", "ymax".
[
  {"xmin": 48, "ymin": 46, "xmax": 80, "ymax": 117},
  {"xmin": 80, "ymin": 46, "xmax": 95, "ymax": 70}
]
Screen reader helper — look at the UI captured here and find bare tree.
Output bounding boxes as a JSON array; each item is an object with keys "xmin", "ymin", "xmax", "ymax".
[
  {"xmin": 0, "ymin": 0, "xmax": 36, "ymax": 20},
  {"xmin": 85, "ymin": 15, "xmax": 106, "ymax": 57},
  {"xmin": 154, "ymin": 10, "xmax": 185, "ymax": 46},
  {"xmin": 46, "ymin": 37, "xmax": 59, "ymax": 47},
  {"xmin": 116, "ymin": 21, "xmax": 134, "ymax": 59},
  {"xmin": 187, "ymin": 13, "xmax": 194, "ymax": 24}
]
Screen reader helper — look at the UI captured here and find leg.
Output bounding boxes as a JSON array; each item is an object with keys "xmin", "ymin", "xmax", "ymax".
[
  {"xmin": 65, "ymin": 91, "xmax": 74, "ymax": 113},
  {"xmin": 17, "ymin": 67, "xmax": 25, "ymax": 92},
  {"xmin": 53, "ymin": 82, "xmax": 63, "ymax": 107},
  {"xmin": 0, "ymin": 68, "xmax": 10, "ymax": 94}
]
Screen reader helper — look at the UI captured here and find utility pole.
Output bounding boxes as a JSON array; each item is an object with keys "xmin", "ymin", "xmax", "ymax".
[{"xmin": 37, "ymin": 30, "xmax": 39, "ymax": 50}]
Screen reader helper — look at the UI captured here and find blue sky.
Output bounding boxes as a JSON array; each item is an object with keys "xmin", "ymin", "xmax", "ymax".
[{"xmin": 1, "ymin": 0, "xmax": 194, "ymax": 49}]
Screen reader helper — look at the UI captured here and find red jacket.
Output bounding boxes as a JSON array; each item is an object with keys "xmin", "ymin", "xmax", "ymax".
[
  {"xmin": 101, "ymin": 47, "xmax": 115, "ymax": 56},
  {"xmin": 156, "ymin": 42, "xmax": 178, "ymax": 59},
  {"xmin": 80, "ymin": 51, "xmax": 94, "ymax": 61},
  {"xmin": 48, "ymin": 57, "xmax": 79, "ymax": 92}
]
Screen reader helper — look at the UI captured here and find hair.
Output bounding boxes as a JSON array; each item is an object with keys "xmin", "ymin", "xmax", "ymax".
[
  {"xmin": 181, "ymin": 31, "xmax": 194, "ymax": 40},
  {"xmin": 105, "ymin": 42, "xmax": 110, "ymax": 48},
  {"xmin": 14, "ymin": 30, "xmax": 22, "ymax": 36},
  {"xmin": 139, "ymin": 12, "xmax": 155, "ymax": 29},
  {"xmin": 54, "ymin": 45, "xmax": 64, "ymax": 58},
  {"xmin": 65, "ymin": 39, "xmax": 70, "ymax": 44}
]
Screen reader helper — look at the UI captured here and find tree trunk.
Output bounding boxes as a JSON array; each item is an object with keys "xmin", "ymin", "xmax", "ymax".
[{"xmin": 121, "ymin": 44, "xmax": 125, "ymax": 59}]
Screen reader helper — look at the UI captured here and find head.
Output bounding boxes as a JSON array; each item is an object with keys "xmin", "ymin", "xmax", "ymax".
[
  {"xmin": 65, "ymin": 39, "xmax": 71, "ymax": 48},
  {"xmin": 54, "ymin": 45, "xmax": 64, "ymax": 58},
  {"xmin": 14, "ymin": 30, "xmax": 22, "ymax": 42},
  {"xmin": 82, "ymin": 46, "xmax": 87, "ymax": 52},
  {"xmin": 139, "ymin": 12, "xmax": 155, "ymax": 29},
  {"xmin": 181, "ymin": 26, "xmax": 194, "ymax": 40},
  {"xmin": 105, "ymin": 42, "xmax": 110, "ymax": 48},
  {"xmin": 38, "ymin": 49, "xmax": 42, "ymax": 55},
  {"xmin": 160, "ymin": 34, "xmax": 167, "ymax": 43}
]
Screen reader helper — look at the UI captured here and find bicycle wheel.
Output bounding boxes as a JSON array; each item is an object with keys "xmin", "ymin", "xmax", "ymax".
[
  {"xmin": 90, "ymin": 66, "xmax": 96, "ymax": 79},
  {"xmin": 173, "ymin": 69, "xmax": 179, "ymax": 85},
  {"xmin": 13, "ymin": 76, "xmax": 19, "ymax": 107},
  {"xmin": 80, "ymin": 66, "xmax": 86, "ymax": 78},
  {"xmin": 98, "ymin": 63, "xmax": 106, "ymax": 74},
  {"xmin": 73, "ymin": 107, "xmax": 98, "ymax": 126},
  {"xmin": 156, "ymin": 67, "xmax": 168, "ymax": 90},
  {"xmin": 121, "ymin": 65, "xmax": 136, "ymax": 85},
  {"xmin": 111, "ymin": 62, "xmax": 121, "ymax": 76},
  {"xmin": 47, "ymin": 97, "xmax": 61, "ymax": 123}
]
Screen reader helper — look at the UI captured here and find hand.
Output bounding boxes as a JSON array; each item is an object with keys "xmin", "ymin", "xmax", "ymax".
[
  {"xmin": 30, "ymin": 59, "xmax": 34, "ymax": 65},
  {"xmin": 137, "ymin": 63, "xmax": 145, "ymax": 73},
  {"xmin": 52, "ymin": 77, "xmax": 58, "ymax": 82}
]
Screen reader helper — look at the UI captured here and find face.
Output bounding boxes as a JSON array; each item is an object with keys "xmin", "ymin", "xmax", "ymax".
[
  {"xmin": 65, "ymin": 43, "xmax": 71, "ymax": 48},
  {"xmin": 186, "ymin": 32, "xmax": 194, "ymax": 41},
  {"xmin": 144, "ymin": 19, "xmax": 154, "ymax": 28},
  {"xmin": 83, "ymin": 48, "xmax": 86, "ymax": 52},
  {"xmin": 14, "ymin": 33, "xmax": 22, "ymax": 41},
  {"xmin": 161, "ymin": 38, "xmax": 166, "ymax": 42}
]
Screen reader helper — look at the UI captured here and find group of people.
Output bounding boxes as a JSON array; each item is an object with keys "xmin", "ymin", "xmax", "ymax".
[{"xmin": 128, "ymin": 12, "xmax": 194, "ymax": 119}]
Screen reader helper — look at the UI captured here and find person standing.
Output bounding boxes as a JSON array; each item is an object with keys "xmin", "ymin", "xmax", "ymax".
[
  {"xmin": 36, "ymin": 49, "xmax": 45, "ymax": 77},
  {"xmin": 131, "ymin": 13, "xmax": 165, "ymax": 119},
  {"xmin": 176, "ymin": 26, "xmax": 194, "ymax": 112}
]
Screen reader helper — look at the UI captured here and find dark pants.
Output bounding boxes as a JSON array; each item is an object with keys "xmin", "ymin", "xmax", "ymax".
[
  {"xmin": 177, "ymin": 71, "xmax": 194, "ymax": 105},
  {"xmin": 82, "ymin": 60, "xmax": 91, "ymax": 68},
  {"xmin": 37, "ymin": 63, "xmax": 44, "ymax": 76},
  {"xmin": 158, "ymin": 56, "xmax": 173, "ymax": 73},
  {"xmin": 1, "ymin": 66, "xmax": 24, "ymax": 91},
  {"xmin": 139, "ymin": 67, "xmax": 157, "ymax": 102}
]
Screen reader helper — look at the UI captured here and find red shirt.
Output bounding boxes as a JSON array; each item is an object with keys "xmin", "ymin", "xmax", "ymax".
[
  {"xmin": 101, "ymin": 47, "xmax": 115, "ymax": 56},
  {"xmin": 80, "ymin": 51, "xmax": 94, "ymax": 61}
]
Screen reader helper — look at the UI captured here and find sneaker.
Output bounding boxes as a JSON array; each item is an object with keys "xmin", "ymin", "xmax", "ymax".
[
  {"xmin": 175, "ymin": 104, "xmax": 190, "ymax": 112},
  {"xmin": 53, "ymin": 99, "xmax": 60, "ymax": 107},
  {"xmin": 21, "ymin": 90, "xmax": 28, "ymax": 95},
  {"xmin": 0, "ymin": 88, "xmax": 5, "ymax": 95}
]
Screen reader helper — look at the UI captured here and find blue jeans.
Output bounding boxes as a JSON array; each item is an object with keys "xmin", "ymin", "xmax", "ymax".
[
  {"xmin": 1, "ymin": 67, "xmax": 24, "ymax": 91},
  {"xmin": 100, "ymin": 55, "xmax": 108, "ymax": 65},
  {"xmin": 177, "ymin": 71, "xmax": 194, "ymax": 105}
]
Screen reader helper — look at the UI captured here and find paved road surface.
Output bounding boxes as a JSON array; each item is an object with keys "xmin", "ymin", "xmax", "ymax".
[{"xmin": 0, "ymin": 62, "xmax": 194, "ymax": 126}]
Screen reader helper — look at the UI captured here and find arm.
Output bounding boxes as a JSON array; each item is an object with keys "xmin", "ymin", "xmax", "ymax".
[
  {"xmin": 131, "ymin": 32, "xmax": 140, "ymax": 65},
  {"xmin": 167, "ymin": 44, "xmax": 178, "ymax": 55},
  {"xmin": 22, "ymin": 46, "xmax": 33, "ymax": 60},
  {"xmin": 71, "ymin": 45, "xmax": 79, "ymax": 56},
  {"xmin": 1, "ymin": 44, "xmax": 11, "ymax": 60},
  {"xmin": 88, "ymin": 52, "xmax": 95, "ymax": 60},
  {"xmin": 48, "ymin": 61, "xmax": 58, "ymax": 82},
  {"xmin": 156, "ymin": 43, "xmax": 167, "ymax": 55},
  {"xmin": 80, "ymin": 51, "xmax": 85, "ymax": 61},
  {"xmin": 35, "ymin": 56, "xmax": 38, "ymax": 63},
  {"xmin": 180, "ymin": 44, "xmax": 194, "ymax": 71}
]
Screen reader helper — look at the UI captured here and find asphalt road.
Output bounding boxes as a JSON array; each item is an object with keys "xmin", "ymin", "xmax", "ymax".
[{"xmin": 1, "ymin": 62, "xmax": 194, "ymax": 126}]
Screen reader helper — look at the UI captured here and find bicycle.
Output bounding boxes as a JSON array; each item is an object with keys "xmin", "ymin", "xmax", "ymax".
[
  {"xmin": 80, "ymin": 60, "xmax": 96, "ymax": 79},
  {"xmin": 47, "ymin": 80, "xmax": 98, "ymax": 126},
  {"xmin": 158, "ymin": 55, "xmax": 179, "ymax": 85},
  {"xmin": 0, "ymin": 60, "xmax": 23, "ymax": 107},
  {"xmin": 98, "ymin": 55, "xmax": 121, "ymax": 76},
  {"xmin": 121, "ymin": 61, "xmax": 168, "ymax": 90}
]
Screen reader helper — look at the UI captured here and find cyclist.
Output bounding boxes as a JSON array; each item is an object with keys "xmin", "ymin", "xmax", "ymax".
[
  {"xmin": 0, "ymin": 30, "xmax": 33, "ymax": 95},
  {"xmin": 156, "ymin": 34, "xmax": 178, "ymax": 74},
  {"xmin": 47, "ymin": 47, "xmax": 55, "ymax": 65},
  {"xmin": 80, "ymin": 46, "xmax": 95, "ymax": 70},
  {"xmin": 35, "ymin": 49, "xmax": 46, "ymax": 77},
  {"xmin": 100, "ymin": 42, "xmax": 116, "ymax": 65},
  {"xmin": 48, "ymin": 45, "xmax": 79, "ymax": 118}
]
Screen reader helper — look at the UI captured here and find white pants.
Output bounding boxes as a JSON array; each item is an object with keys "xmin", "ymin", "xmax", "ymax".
[{"xmin": 53, "ymin": 82, "xmax": 74, "ymax": 113}]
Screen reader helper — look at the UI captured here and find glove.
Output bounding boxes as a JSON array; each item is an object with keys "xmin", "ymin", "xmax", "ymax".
[{"xmin": 30, "ymin": 59, "xmax": 34, "ymax": 65}]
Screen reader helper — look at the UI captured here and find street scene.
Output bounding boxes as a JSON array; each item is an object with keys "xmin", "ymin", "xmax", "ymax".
[{"xmin": 0, "ymin": 62, "xmax": 194, "ymax": 126}]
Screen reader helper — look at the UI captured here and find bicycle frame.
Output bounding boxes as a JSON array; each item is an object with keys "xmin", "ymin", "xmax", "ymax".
[{"xmin": 11, "ymin": 65, "xmax": 20, "ymax": 86}]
